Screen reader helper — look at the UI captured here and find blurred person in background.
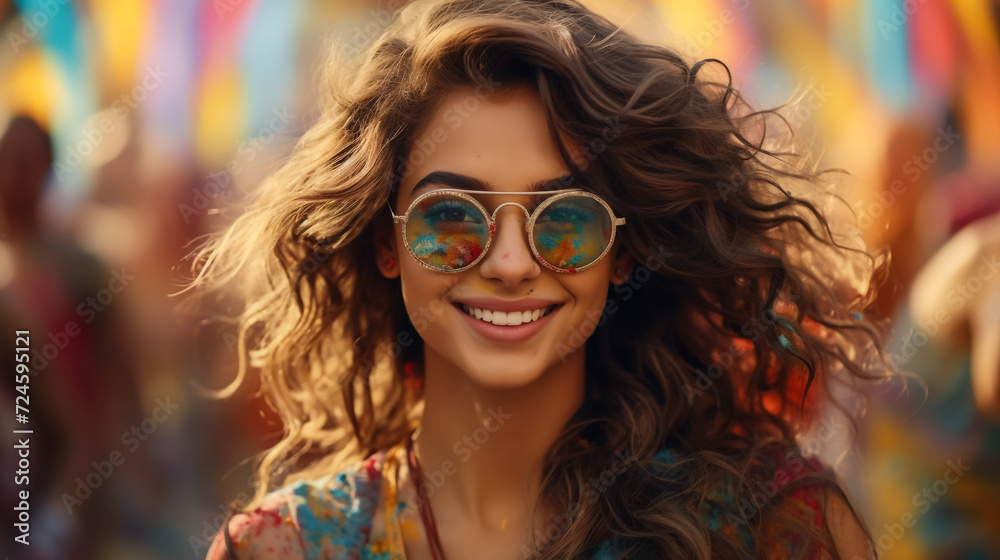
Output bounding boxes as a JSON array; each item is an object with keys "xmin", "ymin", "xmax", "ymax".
[
  {"xmin": 867, "ymin": 165, "xmax": 1000, "ymax": 559},
  {"xmin": 0, "ymin": 115, "xmax": 143, "ymax": 559}
]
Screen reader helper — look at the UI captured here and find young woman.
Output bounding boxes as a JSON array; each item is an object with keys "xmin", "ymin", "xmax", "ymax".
[{"xmin": 190, "ymin": 0, "xmax": 888, "ymax": 558}]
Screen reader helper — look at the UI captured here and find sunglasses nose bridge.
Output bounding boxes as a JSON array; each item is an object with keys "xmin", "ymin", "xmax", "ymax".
[
  {"xmin": 485, "ymin": 201, "xmax": 536, "ymax": 254},
  {"xmin": 489, "ymin": 201, "xmax": 532, "ymax": 231},
  {"xmin": 478, "ymin": 202, "xmax": 543, "ymax": 280}
]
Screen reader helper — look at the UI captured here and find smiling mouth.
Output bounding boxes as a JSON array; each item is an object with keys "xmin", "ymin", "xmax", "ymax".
[{"xmin": 454, "ymin": 303, "xmax": 560, "ymax": 326}]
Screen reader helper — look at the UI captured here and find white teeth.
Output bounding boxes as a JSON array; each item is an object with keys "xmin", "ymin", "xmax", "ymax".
[{"xmin": 459, "ymin": 304, "xmax": 556, "ymax": 326}]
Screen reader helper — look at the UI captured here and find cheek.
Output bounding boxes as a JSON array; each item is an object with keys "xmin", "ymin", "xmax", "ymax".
[
  {"xmin": 581, "ymin": 285, "xmax": 611, "ymax": 319},
  {"xmin": 562, "ymin": 273, "xmax": 614, "ymax": 325},
  {"xmin": 398, "ymin": 266, "xmax": 458, "ymax": 334},
  {"xmin": 564, "ymin": 264, "xmax": 613, "ymax": 302}
]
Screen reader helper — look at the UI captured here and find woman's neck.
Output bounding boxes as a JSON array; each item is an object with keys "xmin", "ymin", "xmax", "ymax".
[{"xmin": 414, "ymin": 346, "xmax": 587, "ymax": 534}]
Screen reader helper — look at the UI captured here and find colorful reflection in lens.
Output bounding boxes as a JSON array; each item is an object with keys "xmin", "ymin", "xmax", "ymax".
[
  {"xmin": 406, "ymin": 195, "xmax": 488, "ymax": 270},
  {"xmin": 532, "ymin": 196, "xmax": 612, "ymax": 270}
]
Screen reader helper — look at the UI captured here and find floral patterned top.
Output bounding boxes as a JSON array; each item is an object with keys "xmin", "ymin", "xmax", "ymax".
[{"xmin": 205, "ymin": 443, "xmax": 828, "ymax": 559}]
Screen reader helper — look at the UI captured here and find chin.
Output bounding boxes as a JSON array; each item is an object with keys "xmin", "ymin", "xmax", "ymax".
[{"xmin": 461, "ymin": 360, "xmax": 549, "ymax": 390}]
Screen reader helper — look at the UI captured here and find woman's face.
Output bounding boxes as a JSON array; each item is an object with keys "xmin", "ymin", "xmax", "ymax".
[{"xmin": 379, "ymin": 84, "xmax": 631, "ymax": 389}]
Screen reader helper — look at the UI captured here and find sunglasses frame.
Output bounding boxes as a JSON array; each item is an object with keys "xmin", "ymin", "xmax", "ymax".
[{"xmin": 388, "ymin": 188, "xmax": 627, "ymax": 274}]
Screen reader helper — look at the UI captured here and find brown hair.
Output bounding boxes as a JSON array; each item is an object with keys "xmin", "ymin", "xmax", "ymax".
[{"xmin": 182, "ymin": 1, "xmax": 890, "ymax": 557}]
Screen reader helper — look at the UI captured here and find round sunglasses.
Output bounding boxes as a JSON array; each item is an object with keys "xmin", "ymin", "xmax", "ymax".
[{"xmin": 388, "ymin": 188, "xmax": 626, "ymax": 273}]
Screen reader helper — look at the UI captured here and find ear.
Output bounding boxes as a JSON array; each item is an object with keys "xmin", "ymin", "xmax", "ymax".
[
  {"xmin": 609, "ymin": 238, "xmax": 636, "ymax": 285},
  {"xmin": 373, "ymin": 216, "xmax": 401, "ymax": 279}
]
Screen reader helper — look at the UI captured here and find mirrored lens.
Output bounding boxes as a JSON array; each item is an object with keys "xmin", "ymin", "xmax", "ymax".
[
  {"xmin": 404, "ymin": 194, "xmax": 488, "ymax": 270},
  {"xmin": 532, "ymin": 195, "xmax": 613, "ymax": 270}
]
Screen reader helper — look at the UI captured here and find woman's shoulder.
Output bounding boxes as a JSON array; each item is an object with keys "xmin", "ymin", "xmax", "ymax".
[{"xmin": 204, "ymin": 448, "xmax": 392, "ymax": 560}]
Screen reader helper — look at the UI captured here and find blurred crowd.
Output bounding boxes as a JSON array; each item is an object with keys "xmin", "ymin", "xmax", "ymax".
[{"xmin": 0, "ymin": 1, "xmax": 998, "ymax": 559}]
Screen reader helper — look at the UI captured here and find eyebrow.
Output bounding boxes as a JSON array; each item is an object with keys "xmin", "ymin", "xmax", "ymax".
[{"xmin": 408, "ymin": 171, "xmax": 576, "ymax": 198}]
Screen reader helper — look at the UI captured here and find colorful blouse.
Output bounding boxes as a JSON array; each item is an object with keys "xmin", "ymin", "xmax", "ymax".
[{"xmin": 205, "ymin": 443, "xmax": 828, "ymax": 559}]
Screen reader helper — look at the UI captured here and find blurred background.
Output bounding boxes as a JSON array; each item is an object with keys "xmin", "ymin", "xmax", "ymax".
[{"xmin": 0, "ymin": 0, "xmax": 997, "ymax": 558}]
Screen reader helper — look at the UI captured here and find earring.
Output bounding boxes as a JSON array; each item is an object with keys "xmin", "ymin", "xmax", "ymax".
[
  {"xmin": 403, "ymin": 359, "xmax": 422, "ymax": 395},
  {"xmin": 385, "ymin": 257, "xmax": 395, "ymax": 269}
]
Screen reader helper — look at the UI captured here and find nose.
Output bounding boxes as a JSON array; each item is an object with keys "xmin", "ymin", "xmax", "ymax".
[{"xmin": 477, "ymin": 203, "xmax": 541, "ymax": 286}]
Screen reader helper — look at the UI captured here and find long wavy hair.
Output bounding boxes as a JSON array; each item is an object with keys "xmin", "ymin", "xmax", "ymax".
[{"xmin": 181, "ymin": 1, "xmax": 893, "ymax": 558}]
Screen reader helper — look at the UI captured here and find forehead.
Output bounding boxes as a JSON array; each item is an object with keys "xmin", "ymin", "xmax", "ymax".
[{"xmin": 396, "ymin": 84, "xmax": 584, "ymax": 199}]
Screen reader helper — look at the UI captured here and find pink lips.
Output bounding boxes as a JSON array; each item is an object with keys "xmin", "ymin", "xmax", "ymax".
[{"xmin": 454, "ymin": 300, "xmax": 562, "ymax": 343}]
